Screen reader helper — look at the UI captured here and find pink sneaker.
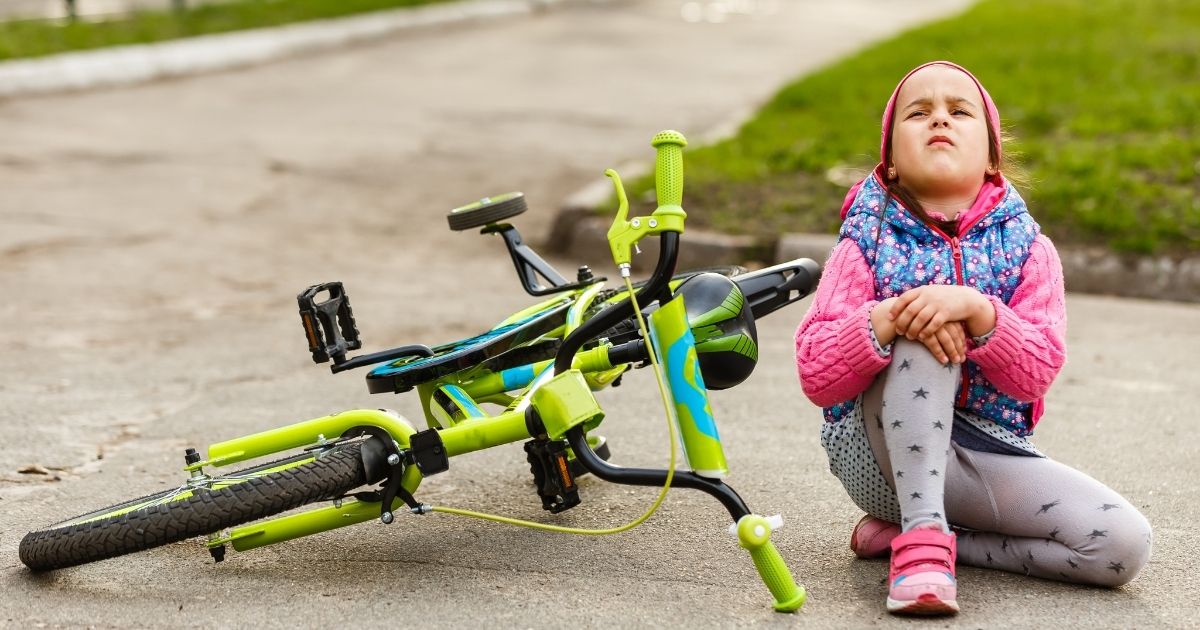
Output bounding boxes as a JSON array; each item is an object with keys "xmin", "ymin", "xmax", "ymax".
[
  {"xmin": 850, "ymin": 514, "xmax": 900, "ymax": 559},
  {"xmin": 886, "ymin": 528, "xmax": 959, "ymax": 615}
]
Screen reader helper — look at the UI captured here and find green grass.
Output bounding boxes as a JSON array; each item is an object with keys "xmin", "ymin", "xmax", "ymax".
[
  {"xmin": 0, "ymin": 0, "xmax": 457, "ymax": 60},
  {"xmin": 639, "ymin": 0, "xmax": 1200, "ymax": 255}
]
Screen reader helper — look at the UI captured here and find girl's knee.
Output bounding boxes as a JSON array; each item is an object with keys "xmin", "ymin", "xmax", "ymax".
[
  {"xmin": 892, "ymin": 337, "xmax": 931, "ymax": 356},
  {"xmin": 1083, "ymin": 513, "xmax": 1153, "ymax": 587},
  {"xmin": 889, "ymin": 338, "xmax": 953, "ymax": 370}
]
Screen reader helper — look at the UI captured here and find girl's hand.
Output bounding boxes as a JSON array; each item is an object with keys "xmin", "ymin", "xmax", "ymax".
[
  {"xmin": 872, "ymin": 297, "xmax": 963, "ymax": 363},
  {"xmin": 919, "ymin": 321, "xmax": 966, "ymax": 365},
  {"xmin": 870, "ymin": 297, "xmax": 901, "ymax": 347},
  {"xmin": 889, "ymin": 285, "xmax": 989, "ymax": 341}
]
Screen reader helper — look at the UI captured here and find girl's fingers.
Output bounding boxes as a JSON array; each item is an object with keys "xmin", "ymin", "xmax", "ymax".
[
  {"xmin": 917, "ymin": 311, "xmax": 947, "ymax": 341},
  {"xmin": 907, "ymin": 303, "xmax": 940, "ymax": 340},
  {"xmin": 936, "ymin": 324, "xmax": 955, "ymax": 362},
  {"xmin": 922, "ymin": 330, "xmax": 949, "ymax": 364},
  {"xmin": 894, "ymin": 297, "xmax": 924, "ymax": 334},
  {"xmin": 951, "ymin": 323, "xmax": 966, "ymax": 362},
  {"xmin": 888, "ymin": 293, "xmax": 909, "ymax": 320},
  {"xmin": 890, "ymin": 288, "xmax": 922, "ymax": 320}
]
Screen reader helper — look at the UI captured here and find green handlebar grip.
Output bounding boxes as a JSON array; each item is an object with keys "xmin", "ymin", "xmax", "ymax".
[
  {"xmin": 737, "ymin": 515, "xmax": 806, "ymax": 613},
  {"xmin": 651, "ymin": 130, "xmax": 687, "ymax": 209},
  {"xmin": 749, "ymin": 540, "xmax": 806, "ymax": 612}
]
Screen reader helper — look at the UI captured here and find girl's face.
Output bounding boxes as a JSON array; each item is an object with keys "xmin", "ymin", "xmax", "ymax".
[{"xmin": 889, "ymin": 65, "xmax": 993, "ymax": 198}]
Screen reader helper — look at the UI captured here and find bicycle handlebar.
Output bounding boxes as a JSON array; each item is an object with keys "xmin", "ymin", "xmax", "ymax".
[
  {"xmin": 650, "ymin": 130, "xmax": 686, "ymax": 210},
  {"xmin": 556, "ymin": 130, "xmax": 693, "ymax": 373},
  {"xmin": 736, "ymin": 516, "xmax": 807, "ymax": 612}
]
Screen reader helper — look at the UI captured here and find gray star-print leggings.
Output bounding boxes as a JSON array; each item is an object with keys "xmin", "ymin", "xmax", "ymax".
[{"xmin": 824, "ymin": 338, "xmax": 1152, "ymax": 586}]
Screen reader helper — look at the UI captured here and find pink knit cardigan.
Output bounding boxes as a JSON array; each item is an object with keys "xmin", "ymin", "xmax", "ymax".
[{"xmin": 793, "ymin": 234, "xmax": 1068, "ymax": 426}]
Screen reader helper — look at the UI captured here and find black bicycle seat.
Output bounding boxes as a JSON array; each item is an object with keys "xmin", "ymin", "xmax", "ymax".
[{"xmin": 366, "ymin": 300, "xmax": 572, "ymax": 394}]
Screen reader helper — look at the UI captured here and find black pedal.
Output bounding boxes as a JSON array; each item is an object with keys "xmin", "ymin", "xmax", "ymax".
[
  {"xmin": 298, "ymin": 282, "xmax": 362, "ymax": 365},
  {"xmin": 524, "ymin": 439, "xmax": 580, "ymax": 514}
]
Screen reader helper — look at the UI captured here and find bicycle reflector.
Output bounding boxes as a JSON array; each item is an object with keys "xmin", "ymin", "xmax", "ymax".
[{"xmin": 676, "ymin": 273, "xmax": 759, "ymax": 390}]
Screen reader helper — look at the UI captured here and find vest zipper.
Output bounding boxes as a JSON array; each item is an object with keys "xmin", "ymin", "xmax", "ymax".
[
  {"xmin": 928, "ymin": 227, "xmax": 973, "ymax": 408},
  {"xmin": 950, "ymin": 237, "xmax": 965, "ymax": 285},
  {"xmin": 949, "ymin": 236, "xmax": 970, "ymax": 407}
]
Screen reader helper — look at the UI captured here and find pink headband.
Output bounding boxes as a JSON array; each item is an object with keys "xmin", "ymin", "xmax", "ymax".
[{"xmin": 879, "ymin": 61, "xmax": 1003, "ymax": 168}]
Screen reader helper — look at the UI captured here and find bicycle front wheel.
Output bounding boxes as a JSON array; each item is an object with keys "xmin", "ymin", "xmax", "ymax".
[{"xmin": 19, "ymin": 441, "xmax": 369, "ymax": 572}]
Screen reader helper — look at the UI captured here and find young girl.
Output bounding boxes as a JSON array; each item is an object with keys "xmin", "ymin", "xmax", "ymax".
[{"xmin": 794, "ymin": 61, "xmax": 1152, "ymax": 615}]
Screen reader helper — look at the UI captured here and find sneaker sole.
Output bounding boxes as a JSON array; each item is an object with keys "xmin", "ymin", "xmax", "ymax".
[{"xmin": 886, "ymin": 594, "xmax": 960, "ymax": 615}]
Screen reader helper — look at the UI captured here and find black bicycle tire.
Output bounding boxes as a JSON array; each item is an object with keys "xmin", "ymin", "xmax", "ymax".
[
  {"xmin": 38, "ymin": 449, "xmax": 322, "ymax": 529},
  {"xmin": 446, "ymin": 193, "xmax": 527, "ymax": 231},
  {"xmin": 19, "ymin": 442, "xmax": 369, "ymax": 572}
]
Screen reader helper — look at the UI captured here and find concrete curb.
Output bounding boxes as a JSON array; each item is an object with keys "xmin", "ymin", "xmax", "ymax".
[
  {"xmin": 552, "ymin": 177, "xmax": 1200, "ymax": 303},
  {"xmin": 0, "ymin": 0, "xmax": 570, "ymax": 98}
]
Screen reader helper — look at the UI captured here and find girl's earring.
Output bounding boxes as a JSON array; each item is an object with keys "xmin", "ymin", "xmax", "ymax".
[{"xmin": 887, "ymin": 167, "xmax": 897, "ymax": 180}]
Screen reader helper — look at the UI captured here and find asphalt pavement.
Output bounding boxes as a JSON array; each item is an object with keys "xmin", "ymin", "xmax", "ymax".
[{"xmin": 1, "ymin": 1, "xmax": 1197, "ymax": 627}]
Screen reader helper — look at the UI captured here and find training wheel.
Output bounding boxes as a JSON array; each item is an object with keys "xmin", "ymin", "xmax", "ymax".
[{"xmin": 447, "ymin": 192, "xmax": 528, "ymax": 231}]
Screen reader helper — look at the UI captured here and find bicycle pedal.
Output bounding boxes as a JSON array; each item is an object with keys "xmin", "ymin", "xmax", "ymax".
[
  {"xmin": 524, "ymin": 439, "xmax": 580, "ymax": 513},
  {"xmin": 297, "ymin": 281, "xmax": 362, "ymax": 365}
]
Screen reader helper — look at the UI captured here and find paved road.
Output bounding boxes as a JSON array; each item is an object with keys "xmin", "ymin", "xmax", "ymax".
[{"xmin": 2, "ymin": 1, "xmax": 1196, "ymax": 627}]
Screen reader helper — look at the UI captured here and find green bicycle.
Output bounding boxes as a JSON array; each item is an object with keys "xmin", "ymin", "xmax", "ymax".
[{"xmin": 19, "ymin": 131, "xmax": 821, "ymax": 613}]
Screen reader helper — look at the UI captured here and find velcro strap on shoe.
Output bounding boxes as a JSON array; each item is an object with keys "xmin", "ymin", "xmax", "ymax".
[{"xmin": 890, "ymin": 529, "xmax": 957, "ymax": 574}]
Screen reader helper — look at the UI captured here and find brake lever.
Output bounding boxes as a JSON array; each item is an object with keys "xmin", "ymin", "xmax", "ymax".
[{"xmin": 605, "ymin": 130, "xmax": 689, "ymax": 275}]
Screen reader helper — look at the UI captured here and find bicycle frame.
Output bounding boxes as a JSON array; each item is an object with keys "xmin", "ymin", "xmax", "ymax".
[{"xmin": 196, "ymin": 269, "xmax": 720, "ymax": 552}]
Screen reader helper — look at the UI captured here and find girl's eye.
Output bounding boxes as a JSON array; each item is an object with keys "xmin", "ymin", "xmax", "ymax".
[
  {"xmin": 952, "ymin": 109, "xmax": 970, "ymax": 116},
  {"xmin": 906, "ymin": 111, "xmax": 927, "ymax": 119}
]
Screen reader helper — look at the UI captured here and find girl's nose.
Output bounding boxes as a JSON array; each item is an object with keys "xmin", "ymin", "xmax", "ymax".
[{"xmin": 929, "ymin": 108, "xmax": 952, "ymax": 128}]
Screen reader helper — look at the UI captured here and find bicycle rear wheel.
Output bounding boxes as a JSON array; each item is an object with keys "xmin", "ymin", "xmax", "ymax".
[{"xmin": 19, "ymin": 441, "xmax": 369, "ymax": 572}]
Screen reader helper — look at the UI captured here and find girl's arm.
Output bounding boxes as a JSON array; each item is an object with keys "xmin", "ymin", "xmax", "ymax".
[
  {"xmin": 794, "ymin": 239, "xmax": 891, "ymax": 407},
  {"xmin": 965, "ymin": 235, "xmax": 1067, "ymax": 401}
]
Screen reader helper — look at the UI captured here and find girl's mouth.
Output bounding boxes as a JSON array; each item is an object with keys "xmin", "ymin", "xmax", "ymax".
[{"xmin": 927, "ymin": 135, "xmax": 954, "ymax": 147}]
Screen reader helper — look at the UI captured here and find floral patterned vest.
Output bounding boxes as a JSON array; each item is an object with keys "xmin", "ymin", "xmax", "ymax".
[{"xmin": 824, "ymin": 174, "xmax": 1041, "ymax": 436}]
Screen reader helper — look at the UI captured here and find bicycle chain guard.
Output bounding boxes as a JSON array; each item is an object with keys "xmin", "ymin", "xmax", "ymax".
[{"xmin": 298, "ymin": 282, "xmax": 362, "ymax": 365}]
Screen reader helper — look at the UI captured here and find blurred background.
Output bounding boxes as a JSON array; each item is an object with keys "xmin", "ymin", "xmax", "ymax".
[{"xmin": 5, "ymin": 0, "xmax": 1194, "ymax": 257}]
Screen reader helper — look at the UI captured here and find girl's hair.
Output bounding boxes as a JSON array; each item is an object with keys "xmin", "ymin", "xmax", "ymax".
[{"xmin": 882, "ymin": 113, "xmax": 1018, "ymax": 237}]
